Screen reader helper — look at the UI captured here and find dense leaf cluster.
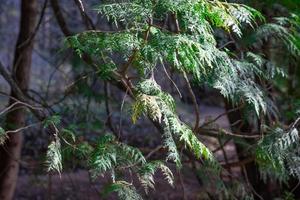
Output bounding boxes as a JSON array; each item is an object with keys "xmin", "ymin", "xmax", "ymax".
[{"xmin": 49, "ymin": 0, "xmax": 300, "ymax": 199}]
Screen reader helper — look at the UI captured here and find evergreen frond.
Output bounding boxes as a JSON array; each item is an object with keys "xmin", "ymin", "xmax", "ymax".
[
  {"xmin": 180, "ymin": 125, "xmax": 214, "ymax": 162},
  {"xmin": 256, "ymin": 126, "xmax": 300, "ymax": 182},
  {"xmin": 89, "ymin": 134, "xmax": 146, "ymax": 178},
  {"xmin": 96, "ymin": 1, "xmax": 152, "ymax": 28},
  {"xmin": 68, "ymin": 31, "xmax": 141, "ymax": 57},
  {"xmin": 254, "ymin": 22, "xmax": 300, "ymax": 56},
  {"xmin": 162, "ymin": 126, "xmax": 182, "ymax": 167},
  {"xmin": 133, "ymin": 79, "xmax": 216, "ymax": 167},
  {"xmin": 43, "ymin": 115, "xmax": 61, "ymax": 128},
  {"xmin": 138, "ymin": 161, "xmax": 174, "ymax": 193},
  {"xmin": 88, "ymin": 134, "xmax": 174, "ymax": 198},
  {"xmin": 205, "ymin": 1, "xmax": 263, "ymax": 37},
  {"xmin": 64, "ymin": 1, "xmax": 300, "ymax": 198},
  {"xmin": 0, "ymin": 127, "xmax": 8, "ymax": 145},
  {"xmin": 103, "ymin": 181, "xmax": 142, "ymax": 200},
  {"xmin": 46, "ymin": 139, "xmax": 62, "ymax": 174}
]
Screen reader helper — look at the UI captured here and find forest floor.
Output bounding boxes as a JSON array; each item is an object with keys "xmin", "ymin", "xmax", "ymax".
[{"xmin": 16, "ymin": 168, "xmax": 202, "ymax": 200}]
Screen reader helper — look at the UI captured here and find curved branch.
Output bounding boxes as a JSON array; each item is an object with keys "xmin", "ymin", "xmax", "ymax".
[
  {"xmin": 183, "ymin": 72, "xmax": 200, "ymax": 131},
  {"xmin": 73, "ymin": 0, "xmax": 95, "ymax": 30},
  {"xmin": 50, "ymin": 0, "xmax": 73, "ymax": 36}
]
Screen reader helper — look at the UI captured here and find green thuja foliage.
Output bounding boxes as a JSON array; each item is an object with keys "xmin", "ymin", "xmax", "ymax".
[
  {"xmin": 48, "ymin": 132, "xmax": 175, "ymax": 199},
  {"xmin": 102, "ymin": 181, "xmax": 143, "ymax": 200},
  {"xmin": 0, "ymin": 127, "xmax": 7, "ymax": 145},
  {"xmin": 44, "ymin": 115, "xmax": 63, "ymax": 174},
  {"xmin": 133, "ymin": 79, "xmax": 216, "ymax": 168},
  {"xmin": 89, "ymin": 134, "xmax": 146, "ymax": 178},
  {"xmin": 256, "ymin": 124, "xmax": 300, "ymax": 183},
  {"xmin": 65, "ymin": 0, "xmax": 300, "ymax": 199},
  {"xmin": 46, "ymin": 139, "xmax": 63, "ymax": 174},
  {"xmin": 138, "ymin": 160, "xmax": 174, "ymax": 193},
  {"xmin": 89, "ymin": 134, "xmax": 174, "ymax": 199}
]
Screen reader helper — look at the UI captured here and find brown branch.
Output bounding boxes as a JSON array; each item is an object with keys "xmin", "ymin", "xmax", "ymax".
[
  {"xmin": 73, "ymin": 0, "xmax": 95, "ymax": 30},
  {"xmin": 104, "ymin": 81, "xmax": 118, "ymax": 136},
  {"xmin": 50, "ymin": 0, "xmax": 73, "ymax": 36},
  {"xmin": 119, "ymin": 18, "xmax": 153, "ymax": 75},
  {"xmin": 0, "ymin": 62, "xmax": 27, "ymax": 102},
  {"xmin": 145, "ymin": 145, "xmax": 163, "ymax": 159},
  {"xmin": 290, "ymin": 117, "xmax": 300, "ymax": 129},
  {"xmin": 200, "ymin": 105, "xmax": 243, "ymax": 128},
  {"xmin": 118, "ymin": 50, "xmax": 138, "ymax": 75},
  {"xmin": 178, "ymin": 171, "xmax": 187, "ymax": 200},
  {"xmin": 212, "ymin": 138, "xmax": 231, "ymax": 153},
  {"xmin": 4, "ymin": 122, "xmax": 41, "ymax": 135},
  {"xmin": 183, "ymin": 72, "xmax": 200, "ymax": 131},
  {"xmin": 242, "ymin": 166, "xmax": 264, "ymax": 200},
  {"xmin": 0, "ymin": 61, "xmax": 51, "ymax": 124},
  {"xmin": 50, "ymin": 1, "xmax": 136, "ymax": 99},
  {"xmin": 222, "ymin": 156, "xmax": 255, "ymax": 168},
  {"xmin": 161, "ymin": 60, "xmax": 182, "ymax": 98},
  {"xmin": 197, "ymin": 127, "xmax": 261, "ymax": 139},
  {"xmin": 172, "ymin": 12, "xmax": 181, "ymax": 33},
  {"xmin": 217, "ymin": 137, "xmax": 232, "ymax": 178},
  {"xmin": 0, "ymin": 96, "xmax": 43, "ymax": 116}
]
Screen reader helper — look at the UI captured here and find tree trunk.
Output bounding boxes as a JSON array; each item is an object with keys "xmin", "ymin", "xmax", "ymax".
[{"xmin": 0, "ymin": 1, "xmax": 37, "ymax": 199}]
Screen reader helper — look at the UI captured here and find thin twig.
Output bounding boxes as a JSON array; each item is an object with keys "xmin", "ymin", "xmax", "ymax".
[
  {"xmin": 0, "ymin": 61, "xmax": 26, "ymax": 101},
  {"xmin": 119, "ymin": 18, "xmax": 152, "ymax": 75},
  {"xmin": 161, "ymin": 60, "xmax": 182, "ymax": 98},
  {"xmin": 5, "ymin": 122, "xmax": 40, "ymax": 135},
  {"xmin": 50, "ymin": 0, "xmax": 73, "ymax": 36},
  {"xmin": 118, "ymin": 88, "xmax": 129, "ymax": 139},
  {"xmin": 172, "ymin": 13, "xmax": 181, "ymax": 33},
  {"xmin": 178, "ymin": 171, "xmax": 187, "ymax": 200},
  {"xmin": 73, "ymin": 0, "xmax": 95, "ymax": 30},
  {"xmin": 290, "ymin": 117, "xmax": 300, "ymax": 129},
  {"xmin": 222, "ymin": 157, "xmax": 254, "ymax": 168},
  {"xmin": 212, "ymin": 138, "xmax": 232, "ymax": 153},
  {"xmin": 183, "ymin": 72, "xmax": 200, "ymax": 131},
  {"xmin": 145, "ymin": 145, "xmax": 163, "ymax": 160},
  {"xmin": 198, "ymin": 128, "xmax": 261, "ymax": 139},
  {"xmin": 200, "ymin": 105, "xmax": 243, "ymax": 128},
  {"xmin": 0, "ymin": 91, "xmax": 43, "ymax": 111},
  {"xmin": 291, "ymin": 181, "xmax": 300, "ymax": 194},
  {"xmin": 104, "ymin": 81, "xmax": 118, "ymax": 136},
  {"xmin": 218, "ymin": 41, "xmax": 235, "ymax": 50},
  {"xmin": 242, "ymin": 166, "xmax": 264, "ymax": 200},
  {"xmin": 217, "ymin": 137, "xmax": 232, "ymax": 179}
]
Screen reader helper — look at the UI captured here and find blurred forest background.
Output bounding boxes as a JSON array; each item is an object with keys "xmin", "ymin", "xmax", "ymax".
[{"xmin": 0, "ymin": 0, "xmax": 299, "ymax": 200}]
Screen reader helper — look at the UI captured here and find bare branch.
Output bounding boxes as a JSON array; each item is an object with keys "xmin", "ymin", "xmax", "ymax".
[
  {"xmin": 0, "ymin": 61, "xmax": 26, "ymax": 101},
  {"xmin": 5, "ymin": 122, "xmax": 40, "ymax": 135},
  {"xmin": 200, "ymin": 105, "xmax": 244, "ymax": 128},
  {"xmin": 197, "ymin": 127, "xmax": 261, "ymax": 139},
  {"xmin": 50, "ymin": 0, "xmax": 73, "ymax": 36},
  {"xmin": 73, "ymin": 0, "xmax": 95, "ymax": 30},
  {"xmin": 183, "ymin": 72, "xmax": 200, "ymax": 131}
]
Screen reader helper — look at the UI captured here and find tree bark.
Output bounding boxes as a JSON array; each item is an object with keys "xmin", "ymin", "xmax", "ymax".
[{"xmin": 0, "ymin": 1, "xmax": 37, "ymax": 199}]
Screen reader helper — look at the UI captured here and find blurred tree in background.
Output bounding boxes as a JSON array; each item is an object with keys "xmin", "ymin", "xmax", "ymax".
[{"xmin": 0, "ymin": 0, "xmax": 299, "ymax": 200}]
